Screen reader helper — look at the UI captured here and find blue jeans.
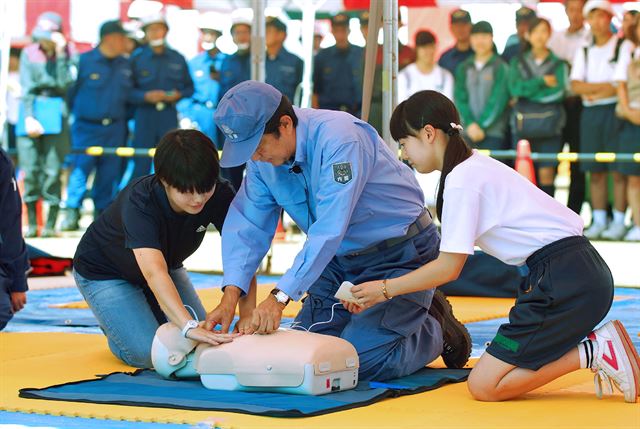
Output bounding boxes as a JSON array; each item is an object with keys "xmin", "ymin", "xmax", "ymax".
[
  {"xmin": 73, "ymin": 267, "xmax": 206, "ymax": 368},
  {"xmin": 293, "ymin": 223, "xmax": 443, "ymax": 381}
]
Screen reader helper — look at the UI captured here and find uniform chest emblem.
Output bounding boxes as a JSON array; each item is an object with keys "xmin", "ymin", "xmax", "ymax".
[
  {"xmin": 141, "ymin": 70, "xmax": 150, "ymax": 77},
  {"xmin": 90, "ymin": 73, "xmax": 100, "ymax": 80},
  {"xmin": 196, "ymin": 225, "xmax": 207, "ymax": 233},
  {"xmin": 332, "ymin": 162, "xmax": 352, "ymax": 184}
]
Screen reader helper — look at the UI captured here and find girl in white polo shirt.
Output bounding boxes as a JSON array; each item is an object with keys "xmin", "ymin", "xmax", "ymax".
[{"xmin": 347, "ymin": 90, "xmax": 639, "ymax": 403}]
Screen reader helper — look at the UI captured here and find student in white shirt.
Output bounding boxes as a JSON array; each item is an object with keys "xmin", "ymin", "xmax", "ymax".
[
  {"xmin": 614, "ymin": 14, "xmax": 640, "ymax": 241},
  {"xmin": 570, "ymin": 1, "xmax": 626, "ymax": 240},
  {"xmin": 344, "ymin": 90, "xmax": 639, "ymax": 403},
  {"xmin": 397, "ymin": 30, "xmax": 454, "ymax": 102}
]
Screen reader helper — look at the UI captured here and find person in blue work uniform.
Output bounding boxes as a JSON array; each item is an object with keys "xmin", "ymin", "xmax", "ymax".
[
  {"xmin": 217, "ymin": 12, "xmax": 252, "ymax": 192},
  {"xmin": 0, "ymin": 148, "xmax": 29, "ymax": 331},
  {"xmin": 208, "ymin": 81, "xmax": 472, "ymax": 381},
  {"xmin": 502, "ymin": 6, "xmax": 537, "ymax": 63},
  {"xmin": 127, "ymin": 13, "xmax": 194, "ymax": 183},
  {"xmin": 265, "ymin": 17, "xmax": 303, "ymax": 105},
  {"xmin": 438, "ymin": 9, "xmax": 474, "ymax": 76},
  {"xmin": 60, "ymin": 20, "xmax": 133, "ymax": 232},
  {"xmin": 312, "ymin": 13, "xmax": 364, "ymax": 116},
  {"xmin": 0, "ymin": 147, "xmax": 29, "ymax": 331},
  {"xmin": 177, "ymin": 13, "xmax": 225, "ymax": 143}
]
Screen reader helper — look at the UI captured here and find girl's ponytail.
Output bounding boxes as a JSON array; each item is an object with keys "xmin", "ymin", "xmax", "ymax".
[{"xmin": 389, "ymin": 90, "xmax": 472, "ymax": 220}]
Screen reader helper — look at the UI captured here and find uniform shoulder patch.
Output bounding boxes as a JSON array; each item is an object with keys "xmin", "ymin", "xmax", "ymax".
[{"xmin": 332, "ymin": 162, "xmax": 352, "ymax": 184}]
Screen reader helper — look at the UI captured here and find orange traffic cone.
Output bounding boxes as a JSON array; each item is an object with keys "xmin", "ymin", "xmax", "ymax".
[
  {"xmin": 515, "ymin": 139, "xmax": 537, "ymax": 186},
  {"xmin": 273, "ymin": 218, "xmax": 286, "ymax": 242}
]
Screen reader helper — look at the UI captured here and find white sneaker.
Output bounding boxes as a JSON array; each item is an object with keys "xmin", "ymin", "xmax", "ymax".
[
  {"xmin": 584, "ymin": 223, "xmax": 608, "ymax": 240},
  {"xmin": 601, "ymin": 223, "xmax": 629, "ymax": 241},
  {"xmin": 624, "ymin": 226, "xmax": 640, "ymax": 242},
  {"xmin": 589, "ymin": 320, "xmax": 640, "ymax": 403}
]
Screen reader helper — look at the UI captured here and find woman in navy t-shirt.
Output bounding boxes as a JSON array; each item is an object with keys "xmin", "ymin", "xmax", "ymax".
[{"xmin": 73, "ymin": 129, "xmax": 255, "ymax": 368}]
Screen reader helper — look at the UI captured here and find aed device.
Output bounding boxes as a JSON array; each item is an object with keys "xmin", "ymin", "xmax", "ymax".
[{"xmin": 151, "ymin": 323, "xmax": 359, "ymax": 395}]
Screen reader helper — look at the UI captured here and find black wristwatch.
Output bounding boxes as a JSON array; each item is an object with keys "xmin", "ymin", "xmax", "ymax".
[{"xmin": 270, "ymin": 288, "xmax": 291, "ymax": 306}]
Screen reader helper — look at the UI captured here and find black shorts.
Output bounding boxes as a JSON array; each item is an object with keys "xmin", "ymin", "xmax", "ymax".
[
  {"xmin": 486, "ymin": 236, "xmax": 614, "ymax": 370},
  {"xmin": 615, "ymin": 121, "xmax": 640, "ymax": 176},
  {"xmin": 579, "ymin": 104, "xmax": 620, "ymax": 173}
]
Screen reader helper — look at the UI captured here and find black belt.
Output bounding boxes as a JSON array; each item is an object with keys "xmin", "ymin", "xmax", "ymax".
[
  {"xmin": 348, "ymin": 208, "xmax": 433, "ymax": 257},
  {"xmin": 79, "ymin": 117, "xmax": 120, "ymax": 126}
]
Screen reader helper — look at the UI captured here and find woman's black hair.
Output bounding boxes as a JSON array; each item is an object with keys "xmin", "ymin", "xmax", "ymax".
[
  {"xmin": 263, "ymin": 95, "xmax": 298, "ymax": 138},
  {"xmin": 521, "ymin": 17, "xmax": 552, "ymax": 53},
  {"xmin": 390, "ymin": 90, "xmax": 472, "ymax": 220},
  {"xmin": 154, "ymin": 129, "xmax": 219, "ymax": 194}
]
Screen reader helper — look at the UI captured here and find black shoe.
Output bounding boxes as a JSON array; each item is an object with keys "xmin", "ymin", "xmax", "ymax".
[
  {"xmin": 61, "ymin": 208, "xmax": 80, "ymax": 231},
  {"xmin": 428, "ymin": 289, "xmax": 472, "ymax": 368}
]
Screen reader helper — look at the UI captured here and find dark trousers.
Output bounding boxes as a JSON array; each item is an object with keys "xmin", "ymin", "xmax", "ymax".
[{"xmin": 564, "ymin": 96, "xmax": 585, "ymax": 214}]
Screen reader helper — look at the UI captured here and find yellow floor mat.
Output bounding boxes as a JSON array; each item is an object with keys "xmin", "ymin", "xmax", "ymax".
[
  {"xmin": 51, "ymin": 286, "xmax": 517, "ymax": 322},
  {"xmin": 1, "ymin": 332, "xmax": 638, "ymax": 428}
]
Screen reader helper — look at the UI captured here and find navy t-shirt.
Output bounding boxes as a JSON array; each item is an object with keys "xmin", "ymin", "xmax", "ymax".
[{"xmin": 73, "ymin": 175, "xmax": 235, "ymax": 286}]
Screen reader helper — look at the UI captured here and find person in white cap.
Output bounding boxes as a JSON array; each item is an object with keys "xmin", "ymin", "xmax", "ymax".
[
  {"xmin": 17, "ymin": 11, "xmax": 77, "ymax": 238},
  {"xmin": 571, "ymin": 0, "xmax": 627, "ymax": 240},
  {"xmin": 216, "ymin": 10, "xmax": 253, "ymax": 192},
  {"xmin": 125, "ymin": 13, "xmax": 194, "ymax": 184},
  {"xmin": 177, "ymin": 12, "xmax": 226, "ymax": 144}
]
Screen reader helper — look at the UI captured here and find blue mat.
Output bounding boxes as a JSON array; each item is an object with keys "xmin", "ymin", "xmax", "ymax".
[{"xmin": 19, "ymin": 368, "xmax": 469, "ymax": 418}]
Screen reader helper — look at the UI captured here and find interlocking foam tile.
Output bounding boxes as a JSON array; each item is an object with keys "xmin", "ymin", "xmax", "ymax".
[
  {"xmin": 3, "ymin": 329, "xmax": 640, "ymax": 429},
  {"xmin": 51, "ymin": 286, "xmax": 517, "ymax": 322}
]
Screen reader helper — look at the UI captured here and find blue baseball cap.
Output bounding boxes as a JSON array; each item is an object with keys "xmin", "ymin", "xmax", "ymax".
[{"xmin": 214, "ymin": 81, "xmax": 282, "ymax": 168}]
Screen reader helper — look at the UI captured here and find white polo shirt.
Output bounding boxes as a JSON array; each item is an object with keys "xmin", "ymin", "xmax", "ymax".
[
  {"xmin": 439, "ymin": 151, "xmax": 583, "ymax": 266},
  {"xmin": 397, "ymin": 63, "xmax": 454, "ymax": 102},
  {"xmin": 570, "ymin": 35, "xmax": 619, "ymax": 107},
  {"xmin": 548, "ymin": 26, "xmax": 591, "ymax": 65}
]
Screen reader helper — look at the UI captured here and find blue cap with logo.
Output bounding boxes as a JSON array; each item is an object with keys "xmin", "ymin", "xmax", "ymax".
[{"xmin": 214, "ymin": 81, "xmax": 282, "ymax": 168}]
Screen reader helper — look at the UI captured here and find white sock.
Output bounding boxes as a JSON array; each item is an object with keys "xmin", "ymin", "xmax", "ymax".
[
  {"xmin": 578, "ymin": 339, "xmax": 596, "ymax": 369},
  {"xmin": 592, "ymin": 210, "xmax": 607, "ymax": 226},
  {"xmin": 612, "ymin": 209, "xmax": 625, "ymax": 225}
]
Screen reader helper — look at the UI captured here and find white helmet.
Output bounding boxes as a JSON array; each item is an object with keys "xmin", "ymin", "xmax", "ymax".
[
  {"xmin": 139, "ymin": 12, "xmax": 168, "ymax": 31},
  {"xmin": 231, "ymin": 8, "xmax": 253, "ymax": 30},
  {"xmin": 198, "ymin": 11, "xmax": 224, "ymax": 34}
]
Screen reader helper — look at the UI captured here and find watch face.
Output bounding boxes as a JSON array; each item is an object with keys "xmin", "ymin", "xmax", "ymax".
[
  {"xmin": 187, "ymin": 320, "xmax": 198, "ymax": 329},
  {"xmin": 275, "ymin": 291, "xmax": 289, "ymax": 303}
]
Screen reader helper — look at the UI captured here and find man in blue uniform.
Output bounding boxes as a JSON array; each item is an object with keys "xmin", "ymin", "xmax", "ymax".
[
  {"xmin": 128, "ymin": 13, "xmax": 194, "ymax": 181},
  {"xmin": 438, "ymin": 9, "xmax": 474, "ymax": 76},
  {"xmin": 61, "ymin": 20, "xmax": 133, "ymax": 231},
  {"xmin": 502, "ymin": 7, "xmax": 537, "ymax": 63},
  {"xmin": 217, "ymin": 13, "xmax": 252, "ymax": 191},
  {"xmin": 207, "ymin": 81, "xmax": 471, "ymax": 381},
  {"xmin": 312, "ymin": 13, "xmax": 364, "ymax": 116},
  {"xmin": 265, "ymin": 17, "xmax": 303, "ymax": 104},
  {"xmin": 0, "ymin": 148, "xmax": 29, "ymax": 331},
  {"xmin": 178, "ymin": 13, "xmax": 225, "ymax": 145}
]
